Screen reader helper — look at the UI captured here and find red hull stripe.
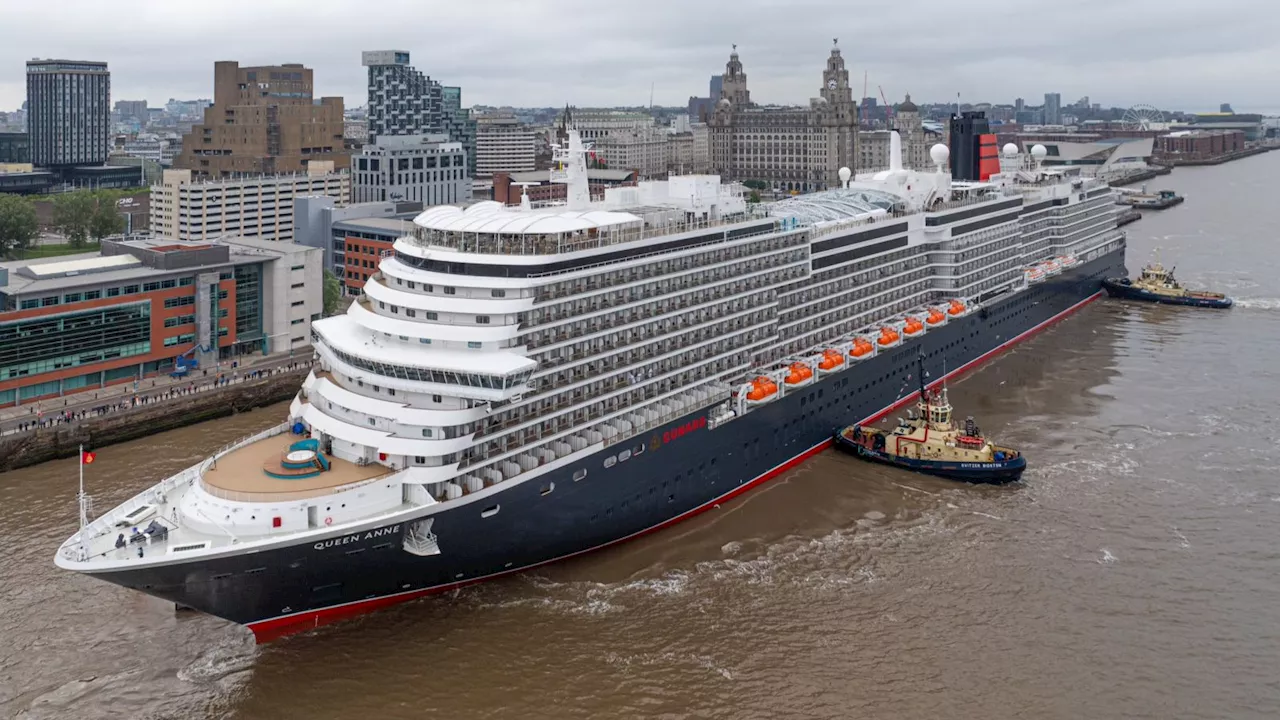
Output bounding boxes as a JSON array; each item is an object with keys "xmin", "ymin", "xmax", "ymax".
[{"xmin": 247, "ymin": 290, "xmax": 1102, "ymax": 642}]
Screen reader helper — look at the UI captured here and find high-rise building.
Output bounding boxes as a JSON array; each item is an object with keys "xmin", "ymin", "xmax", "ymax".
[
  {"xmin": 352, "ymin": 134, "xmax": 469, "ymax": 205},
  {"xmin": 475, "ymin": 114, "xmax": 536, "ymax": 177},
  {"xmin": 1043, "ymin": 92, "xmax": 1062, "ymax": 125},
  {"xmin": 26, "ymin": 59, "xmax": 111, "ymax": 168},
  {"xmin": 362, "ymin": 51, "xmax": 474, "ymax": 180},
  {"xmin": 710, "ymin": 75, "xmax": 723, "ymax": 100},
  {"xmin": 442, "ymin": 86, "xmax": 477, "ymax": 178},
  {"xmin": 708, "ymin": 43, "xmax": 859, "ymax": 192},
  {"xmin": 172, "ymin": 62, "xmax": 347, "ymax": 179},
  {"xmin": 151, "ymin": 163, "xmax": 349, "ymax": 242}
]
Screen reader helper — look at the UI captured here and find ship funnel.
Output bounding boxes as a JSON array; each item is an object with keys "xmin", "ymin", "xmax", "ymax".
[{"xmin": 889, "ymin": 130, "xmax": 903, "ymax": 173}]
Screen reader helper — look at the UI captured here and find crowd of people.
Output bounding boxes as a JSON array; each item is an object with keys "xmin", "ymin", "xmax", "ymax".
[{"xmin": 1, "ymin": 359, "xmax": 314, "ymax": 438}]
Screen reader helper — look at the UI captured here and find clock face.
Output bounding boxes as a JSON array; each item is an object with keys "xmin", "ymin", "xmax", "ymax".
[{"xmin": 827, "ymin": 79, "xmax": 837, "ymax": 90}]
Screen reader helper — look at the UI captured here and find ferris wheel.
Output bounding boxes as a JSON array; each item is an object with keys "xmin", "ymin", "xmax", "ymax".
[{"xmin": 1121, "ymin": 104, "xmax": 1167, "ymax": 131}]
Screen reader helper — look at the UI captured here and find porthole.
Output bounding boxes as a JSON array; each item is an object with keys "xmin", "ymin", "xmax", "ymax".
[
  {"xmin": 572, "ymin": 468, "xmax": 587, "ymax": 481},
  {"xmin": 481, "ymin": 505, "xmax": 500, "ymax": 518},
  {"xmin": 604, "ymin": 456, "xmax": 617, "ymax": 468},
  {"xmin": 618, "ymin": 449, "xmax": 632, "ymax": 462},
  {"xmin": 540, "ymin": 483, "xmax": 555, "ymax": 496}
]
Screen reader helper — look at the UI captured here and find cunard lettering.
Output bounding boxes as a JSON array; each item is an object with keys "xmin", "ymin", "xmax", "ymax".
[
  {"xmin": 662, "ymin": 416, "xmax": 706, "ymax": 443},
  {"xmin": 313, "ymin": 524, "xmax": 402, "ymax": 550}
]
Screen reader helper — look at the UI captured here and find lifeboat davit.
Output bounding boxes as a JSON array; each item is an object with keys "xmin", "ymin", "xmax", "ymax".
[
  {"xmin": 876, "ymin": 326, "xmax": 901, "ymax": 347},
  {"xmin": 947, "ymin": 299, "xmax": 968, "ymax": 317},
  {"xmin": 850, "ymin": 337, "xmax": 875, "ymax": 360},
  {"xmin": 902, "ymin": 317, "xmax": 925, "ymax": 337},
  {"xmin": 784, "ymin": 362, "xmax": 814, "ymax": 387},
  {"xmin": 818, "ymin": 349, "xmax": 845, "ymax": 374},
  {"xmin": 1025, "ymin": 267, "xmax": 1045, "ymax": 284},
  {"xmin": 1056, "ymin": 255, "xmax": 1078, "ymax": 268},
  {"xmin": 1043, "ymin": 260, "xmax": 1062, "ymax": 276},
  {"xmin": 926, "ymin": 307, "xmax": 947, "ymax": 326},
  {"xmin": 745, "ymin": 375, "xmax": 779, "ymax": 405}
]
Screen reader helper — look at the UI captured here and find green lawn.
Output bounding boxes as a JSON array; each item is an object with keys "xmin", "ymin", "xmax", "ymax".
[{"xmin": 7, "ymin": 241, "xmax": 101, "ymax": 260}]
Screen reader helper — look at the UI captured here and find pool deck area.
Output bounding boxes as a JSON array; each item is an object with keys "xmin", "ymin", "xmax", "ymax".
[{"xmin": 201, "ymin": 434, "xmax": 389, "ymax": 501}]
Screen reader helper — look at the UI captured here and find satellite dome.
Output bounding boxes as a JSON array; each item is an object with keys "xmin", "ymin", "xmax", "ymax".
[
  {"xmin": 837, "ymin": 167, "xmax": 852, "ymax": 184},
  {"xmin": 929, "ymin": 143, "xmax": 950, "ymax": 167},
  {"xmin": 1002, "ymin": 143, "xmax": 1019, "ymax": 157},
  {"xmin": 1031, "ymin": 144, "xmax": 1048, "ymax": 160}
]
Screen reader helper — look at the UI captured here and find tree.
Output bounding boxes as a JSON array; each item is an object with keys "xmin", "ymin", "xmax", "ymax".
[
  {"xmin": 742, "ymin": 179, "xmax": 768, "ymax": 191},
  {"xmin": 52, "ymin": 191, "xmax": 96, "ymax": 248},
  {"xmin": 0, "ymin": 194, "xmax": 39, "ymax": 258},
  {"xmin": 322, "ymin": 268, "xmax": 342, "ymax": 316},
  {"xmin": 89, "ymin": 194, "xmax": 125, "ymax": 240},
  {"xmin": 748, "ymin": 190, "xmax": 761, "ymax": 204}
]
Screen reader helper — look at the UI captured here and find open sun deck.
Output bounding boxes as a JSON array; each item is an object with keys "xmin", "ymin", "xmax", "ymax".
[{"xmin": 201, "ymin": 432, "xmax": 390, "ymax": 502}]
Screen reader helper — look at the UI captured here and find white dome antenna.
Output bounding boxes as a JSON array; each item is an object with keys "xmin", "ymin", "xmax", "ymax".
[
  {"xmin": 838, "ymin": 166, "xmax": 851, "ymax": 188},
  {"xmin": 1002, "ymin": 143, "xmax": 1019, "ymax": 157},
  {"xmin": 1030, "ymin": 144, "xmax": 1047, "ymax": 170},
  {"xmin": 929, "ymin": 143, "xmax": 949, "ymax": 173}
]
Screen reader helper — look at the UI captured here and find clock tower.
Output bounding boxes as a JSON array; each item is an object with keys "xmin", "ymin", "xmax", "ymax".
[{"xmin": 815, "ymin": 38, "xmax": 859, "ymax": 188}]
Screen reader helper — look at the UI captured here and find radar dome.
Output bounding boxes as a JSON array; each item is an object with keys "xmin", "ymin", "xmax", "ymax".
[
  {"xmin": 929, "ymin": 143, "xmax": 950, "ymax": 167},
  {"xmin": 837, "ymin": 167, "xmax": 852, "ymax": 184},
  {"xmin": 1002, "ymin": 143, "xmax": 1019, "ymax": 157},
  {"xmin": 1031, "ymin": 144, "xmax": 1048, "ymax": 160}
]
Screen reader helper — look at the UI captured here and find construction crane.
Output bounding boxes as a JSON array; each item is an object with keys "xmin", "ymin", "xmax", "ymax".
[{"xmin": 878, "ymin": 85, "xmax": 893, "ymax": 129}]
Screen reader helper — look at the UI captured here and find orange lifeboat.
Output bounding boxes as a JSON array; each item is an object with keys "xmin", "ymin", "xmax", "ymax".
[
  {"xmin": 850, "ymin": 337, "xmax": 875, "ymax": 359},
  {"xmin": 784, "ymin": 362, "xmax": 813, "ymax": 386},
  {"xmin": 746, "ymin": 375, "xmax": 779, "ymax": 402},
  {"xmin": 926, "ymin": 307, "xmax": 947, "ymax": 326},
  {"xmin": 818, "ymin": 349, "xmax": 845, "ymax": 372},
  {"xmin": 877, "ymin": 327, "xmax": 900, "ymax": 347},
  {"xmin": 903, "ymin": 317, "xmax": 925, "ymax": 336},
  {"xmin": 947, "ymin": 299, "xmax": 967, "ymax": 316}
]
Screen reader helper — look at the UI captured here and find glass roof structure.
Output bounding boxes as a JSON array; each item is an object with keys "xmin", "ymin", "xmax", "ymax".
[{"xmin": 767, "ymin": 187, "xmax": 905, "ymax": 226}]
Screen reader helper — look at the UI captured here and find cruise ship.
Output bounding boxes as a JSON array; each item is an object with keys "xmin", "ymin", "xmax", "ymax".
[{"xmin": 55, "ymin": 115, "xmax": 1126, "ymax": 642}]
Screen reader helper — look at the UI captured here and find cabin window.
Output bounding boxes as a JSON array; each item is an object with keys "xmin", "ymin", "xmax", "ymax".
[
  {"xmin": 481, "ymin": 505, "xmax": 500, "ymax": 518},
  {"xmin": 572, "ymin": 469, "xmax": 587, "ymax": 481},
  {"xmin": 618, "ymin": 449, "xmax": 632, "ymax": 462},
  {"xmin": 604, "ymin": 456, "xmax": 617, "ymax": 468},
  {"xmin": 540, "ymin": 483, "xmax": 555, "ymax": 496}
]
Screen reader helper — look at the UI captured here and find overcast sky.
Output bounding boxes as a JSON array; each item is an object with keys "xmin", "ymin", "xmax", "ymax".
[{"xmin": 2, "ymin": 0, "xmax": 1277, "ymax": 114}]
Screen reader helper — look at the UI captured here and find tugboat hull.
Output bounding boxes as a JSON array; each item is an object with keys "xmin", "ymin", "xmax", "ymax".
[
  {"xmin": 1102, "ymin": 278, "xmax": 1233, "ymax": 309},
  {"xmin": 833, "ymin": 431, "xmax": 1027, "ymax": 484}
]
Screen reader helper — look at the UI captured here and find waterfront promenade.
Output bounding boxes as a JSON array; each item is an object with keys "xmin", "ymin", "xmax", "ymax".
[{"xmin": 0, "ymin": 353, "xmax": 314, "ymax": 439}]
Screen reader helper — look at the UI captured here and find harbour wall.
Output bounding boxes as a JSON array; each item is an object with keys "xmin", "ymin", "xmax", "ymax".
[{"xmin": 0, "ymin": 369, "xmax": 305, "ymax": 473}]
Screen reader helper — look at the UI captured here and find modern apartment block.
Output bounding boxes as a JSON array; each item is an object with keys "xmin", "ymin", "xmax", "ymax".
[
  {"xmin": 474, "ymin": 113, "xmax": 536, "ymax": 177},
  {"xmin": 151, "ymin": 162, "xmax": 349, "ymax": 242},
  {"xmin": 26, "ymin": 59, "xmax": 111, "ymax": 168},
  {"xmin": 0, "ymin": 236, "xmax": 321, "ymax": 408},
  {"xmin": 362, "ymin": 51, "xmax": 475, "ymax": 177},
  {"xmin": 172, "ymin": 61, "xmax": 347, "ymax": 179},
  {"xmin": 352, "ymin": 133, "xmax": 469, "ymax": 205}
]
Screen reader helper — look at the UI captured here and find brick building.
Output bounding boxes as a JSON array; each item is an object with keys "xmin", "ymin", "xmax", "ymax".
[
  {"xmin": 1155, "ymin": 130, "xmax": 1245, "ymax": 162},
  {"xmin": 0, "ymin": 237, "xmax": 321, "ymax": 407},
  {"xmin": 173, "ymin": 61, "xmax": 347, "ymax": 179}
]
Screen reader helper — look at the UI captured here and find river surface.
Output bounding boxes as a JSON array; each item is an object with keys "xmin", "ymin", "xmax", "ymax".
[{"xmin": 4, "ymin": 153, "xmax": 1280, "ymax": 719}]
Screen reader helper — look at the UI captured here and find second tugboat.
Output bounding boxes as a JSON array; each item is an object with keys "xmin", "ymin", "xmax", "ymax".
[
  {"xmin": 1103, "ymin": 261, "xmax": 1232, "ymax": 309},
  {"xmin": 835, "ymin": 355, "xmax": 1026, "ymax": 484}
]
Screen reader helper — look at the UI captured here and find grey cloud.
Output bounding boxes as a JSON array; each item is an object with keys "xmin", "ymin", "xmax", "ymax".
[{"xmin": 1, "ymin": 0, "xmax": 1276, "ymax": 112}]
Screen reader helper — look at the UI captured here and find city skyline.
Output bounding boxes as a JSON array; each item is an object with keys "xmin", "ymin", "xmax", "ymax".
[{"xmin": 1, "ymin": 0, "xmax": 1277, "ymax": 115}]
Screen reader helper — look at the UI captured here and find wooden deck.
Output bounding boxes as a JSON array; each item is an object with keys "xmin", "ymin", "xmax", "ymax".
[{"xmin": 202, "ymin": 434, "xmax": 388, "ymax": 500}]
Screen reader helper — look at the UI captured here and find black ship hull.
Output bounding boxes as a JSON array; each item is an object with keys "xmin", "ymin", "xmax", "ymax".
[
  {"xmin": 85, "ymin": 246, "xmax": 1127, "ymax": 642},
  {"xmin": 1102, "ymin": 278, "xmax": 1233, "ymax": 308}
]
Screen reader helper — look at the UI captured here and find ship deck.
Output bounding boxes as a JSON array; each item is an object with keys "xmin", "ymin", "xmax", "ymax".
[{"xmin": 202, "ymin": 433, "xmax": 389, "ymax": 501}]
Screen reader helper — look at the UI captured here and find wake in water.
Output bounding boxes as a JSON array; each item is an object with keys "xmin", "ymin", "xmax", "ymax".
[{"xmin": 1231, "ymin": 297, "xmax": 1280, "ymax": 310}]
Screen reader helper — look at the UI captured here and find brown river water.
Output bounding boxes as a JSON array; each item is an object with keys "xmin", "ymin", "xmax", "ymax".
[{"xmin": 3, "ymin": 153, "xmax": 1280, "ymax": 719}]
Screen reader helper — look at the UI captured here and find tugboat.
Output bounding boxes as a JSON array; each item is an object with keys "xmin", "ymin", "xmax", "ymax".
[
  {"xmin": 1103, "ymin": 262, "xmax": 1232, "ymax": 309},
  {"xmin": 834, "ymin": 355, "xmax": 1026, "ymax": 484}
]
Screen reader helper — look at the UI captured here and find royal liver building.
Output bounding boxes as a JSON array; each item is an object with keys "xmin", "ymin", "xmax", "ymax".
[{"xmin": 708, "ymin": 41, "xmax": 860, "ymax": 193}]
